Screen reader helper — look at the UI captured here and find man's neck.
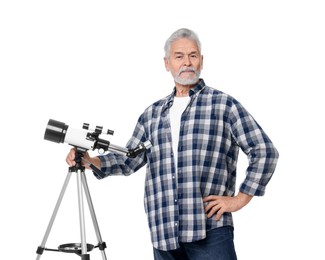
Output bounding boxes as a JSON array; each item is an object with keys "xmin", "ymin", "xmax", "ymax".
[{"xmin": 175, "ymin": 84, "xmax": 193, "ymax": 97}]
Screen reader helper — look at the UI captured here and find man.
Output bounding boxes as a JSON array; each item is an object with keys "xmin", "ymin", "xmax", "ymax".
[{"xmin": 66, "ymin": 28, "xmax": 279, "ymax": 260}]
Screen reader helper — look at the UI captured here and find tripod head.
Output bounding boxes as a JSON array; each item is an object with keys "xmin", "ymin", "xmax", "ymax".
[{"xmin": 68, "ymin": 147, "xmax": 86, "ymax": 172}]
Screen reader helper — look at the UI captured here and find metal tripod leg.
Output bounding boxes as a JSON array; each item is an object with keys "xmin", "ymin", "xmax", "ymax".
[
  {"xmin": 81, "ymin": 171, "xmax": 107, "ymax": 260},
  {"xmin": 36, "ymin": 171, "xmax": 73, "ymax": 260},
  {"xmin": 36, "ymin": 168, "xmax": 107, "ymax": 260},
  {"xmin": 76, "ymin": 169, "xmax": 89, "ymax": 258}
]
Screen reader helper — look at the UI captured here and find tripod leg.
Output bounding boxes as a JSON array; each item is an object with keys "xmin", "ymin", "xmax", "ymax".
[
  {"xmin": 76, "ymin": 169, "xmax": 89, "ymax": 258},
  {"xmin": 81, "ymin": 172, "xmax": 108, "ymax": 260},
  {"xmin": 36, "ymin": 170, "xmax": 73, "ymax": 260}
]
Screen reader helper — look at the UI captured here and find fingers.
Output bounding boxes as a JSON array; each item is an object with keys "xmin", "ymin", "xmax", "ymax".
[
  {"xmin": 203, "ymin": 195, "xmax": 218, "ymax": 203},
  {"xmin": 203, "ymin": 196, "xmax": 217, "ymax": 213},
  {"xmin": 206, "ymin": 203, "xmax": 222, "ymax": 219},
  {"xmin": 66, "ymin": 148, "xmax": 76, "ymax": 166},
  {"xmin": 203, "ymin": 195, "xmax": 228, "ymax": 221},
  {"xmin": 204, "ymin": 197, "xmax": 224, "ymax": 220},
  {"xmin": 203, "ymin": 194, "xmax": 252, "ymax": 221},
  {"xmin": 65, "ymin": 148, "xmax": 93, "ymax": 169}
]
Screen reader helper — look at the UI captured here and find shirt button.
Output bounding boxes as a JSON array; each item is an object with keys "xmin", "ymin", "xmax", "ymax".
[
  {"xmin": 174, "ymin": 199, "xmax": 178, "ymax": 203},
  {"xmin": 175, "ymin": 222, "xmax": 178, "ymax": 226}
]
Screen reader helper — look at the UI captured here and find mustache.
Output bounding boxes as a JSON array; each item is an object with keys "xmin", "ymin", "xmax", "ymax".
[{"xmin": 177, "ymin": 67, "xmax": 197, "ymax": 76}]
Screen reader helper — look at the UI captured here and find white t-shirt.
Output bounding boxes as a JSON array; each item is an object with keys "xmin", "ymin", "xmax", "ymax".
[{"xmin": 169, "ymin": 96, "xmax": 191, "ymax": 177}]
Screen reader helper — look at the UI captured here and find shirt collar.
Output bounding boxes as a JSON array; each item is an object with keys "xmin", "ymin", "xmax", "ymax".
[{"xmin": 164, "ymin": 79, "xmax": 206, "ymax": 110}]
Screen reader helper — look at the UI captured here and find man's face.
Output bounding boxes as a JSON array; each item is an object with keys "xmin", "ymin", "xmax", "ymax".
[{"xmin": 164, "ymin": 38, "xmax": 203, "ymax": 86}]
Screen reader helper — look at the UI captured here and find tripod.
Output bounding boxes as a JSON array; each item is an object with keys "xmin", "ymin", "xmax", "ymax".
[{"xmin": 36, "ymin": 150, "xmax": 107, "ymax": 260}]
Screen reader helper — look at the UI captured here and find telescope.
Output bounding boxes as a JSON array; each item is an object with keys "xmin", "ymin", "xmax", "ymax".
[
  {"xmin": 44, "ymin": 119, "xmax": 151, "ymax": 158},
  {"xmin": 36, "ymin": 119, "xmax": 152, "ymax": 260}
]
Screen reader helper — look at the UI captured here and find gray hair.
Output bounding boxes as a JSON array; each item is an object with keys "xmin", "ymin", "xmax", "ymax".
[{"xmin": 164, "ymin": 28, "xmax": 201, "ymax": 58}]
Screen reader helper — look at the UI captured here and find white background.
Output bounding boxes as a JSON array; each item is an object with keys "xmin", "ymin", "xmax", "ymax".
[{"xmin": 1, "ymin": 0, "xmax": 324, "ymax": 259}]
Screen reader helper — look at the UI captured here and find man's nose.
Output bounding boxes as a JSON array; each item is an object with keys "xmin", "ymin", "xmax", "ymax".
[{"xmin": 183, "ymin": 55, "xmax": 191, "ymax": 66}]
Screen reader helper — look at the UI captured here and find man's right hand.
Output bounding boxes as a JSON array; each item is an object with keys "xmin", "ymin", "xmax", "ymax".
[
  {"xmin": 66, "ymin": 147, "xmax": 77, "ymax": 167},
  {"xmin": 65, "ymin": 148, "xmax": 101, "ymax": 170}
]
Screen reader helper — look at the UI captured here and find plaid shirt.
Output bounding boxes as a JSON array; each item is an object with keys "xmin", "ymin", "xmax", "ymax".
[{"xmin": 96, "ymin": 79, "xmax": 279, "ymax": 251}]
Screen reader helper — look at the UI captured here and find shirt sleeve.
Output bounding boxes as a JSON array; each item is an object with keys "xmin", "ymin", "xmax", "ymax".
[
  {"xmin": 93, "ymin": 114, "xmax": 148, "ymax": 179},
  {"xmin": 229, "ymin": 98, "xmax": 279, "ymax": 196}
]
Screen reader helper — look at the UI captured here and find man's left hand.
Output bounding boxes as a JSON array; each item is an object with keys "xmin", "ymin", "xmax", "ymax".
[{"xmin": 203, "ymin": 192, "xmax": 253, "ymax": 221}]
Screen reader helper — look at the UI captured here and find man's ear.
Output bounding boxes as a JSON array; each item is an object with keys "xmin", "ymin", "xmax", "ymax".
[{"xmin": 164, "ymin": 57, "xmax": 170, "ymax": 72}]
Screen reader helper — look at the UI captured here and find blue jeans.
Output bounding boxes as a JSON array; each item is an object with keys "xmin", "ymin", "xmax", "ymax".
[{"xmin": 153, "ymin": 226, "xmax": 237, "ymax": 260}]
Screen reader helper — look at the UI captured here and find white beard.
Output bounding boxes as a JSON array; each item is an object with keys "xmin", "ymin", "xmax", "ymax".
[{"xmin": 173, "ymin": 67, "xmax": 201, "ymax": 85}]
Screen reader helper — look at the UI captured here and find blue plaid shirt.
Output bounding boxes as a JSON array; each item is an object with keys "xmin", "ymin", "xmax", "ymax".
[{"xmin": 96, "ymin": 79, "xmax": 279, "ymax": 251}]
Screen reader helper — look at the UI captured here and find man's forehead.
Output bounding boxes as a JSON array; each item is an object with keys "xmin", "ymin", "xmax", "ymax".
[{"xmin": 171, "ymin": 38, "xmax": 200, "ymax": 53}]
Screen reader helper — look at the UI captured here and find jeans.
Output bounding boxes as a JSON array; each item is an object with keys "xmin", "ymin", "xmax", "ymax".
[{"xmin": 153, "ymin": 226, "xmax": 237, "ymax": 260}]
